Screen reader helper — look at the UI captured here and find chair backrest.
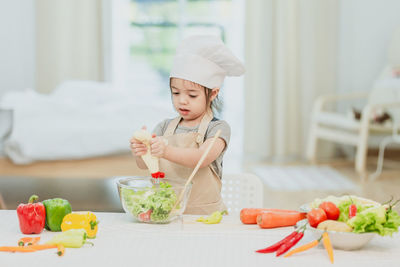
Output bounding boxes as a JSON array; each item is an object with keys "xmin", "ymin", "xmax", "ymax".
[
  {"xmin": 368, "ymin": 27, "xmax": 400, "ymax": 126},
  {"xmin": 369, "ymin": 79, "xmax": 400, "ymax": 128},
  {"xmin": 221, "ymin": 173, "xmax": 264, "ymax": 214}
]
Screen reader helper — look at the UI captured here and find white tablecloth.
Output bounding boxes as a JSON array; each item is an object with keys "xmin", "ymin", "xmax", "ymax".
[{"xmin": 1, "ymin": 210, "xmax": 399, "ymax": 267}]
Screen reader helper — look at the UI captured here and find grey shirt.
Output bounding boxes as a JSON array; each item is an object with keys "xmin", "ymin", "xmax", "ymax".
[{"xmin": 153, "ymin": 117, "xmax": 231, "ymax": 178}]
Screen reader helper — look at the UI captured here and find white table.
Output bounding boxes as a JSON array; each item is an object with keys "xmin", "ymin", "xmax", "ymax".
[{"xmin": 1, "ymin": 210, "xmax": 399, "ymax": 267}]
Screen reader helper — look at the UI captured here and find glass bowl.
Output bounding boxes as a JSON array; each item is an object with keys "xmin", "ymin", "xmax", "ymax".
[{"xmin": 116, "ymin": 176, "xmax": 192, "ymax": 224}]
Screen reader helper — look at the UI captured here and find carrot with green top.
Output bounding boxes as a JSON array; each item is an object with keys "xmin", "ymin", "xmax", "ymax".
[
  {"xmin": 284, "ymin": 236, "xmax": 322, "ymax": 257},
  {"xmin": 18, "ymin": 237, "xmax": 32, "ymax": 246},
  {"xmin": 18, "ymin": 236, "xmax": 41, "ymax": 246},
  {"xmin": 1, "ymin": 239, "xmax": 63, "ymax": 255},
  {"xmin": 322, "ymin": 232, "xmax": 334, "ymax": 263}
]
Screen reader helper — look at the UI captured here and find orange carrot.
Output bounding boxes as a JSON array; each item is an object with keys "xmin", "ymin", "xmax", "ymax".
[
  {"xmin": 18, "ymin": 237, "xmax": 41, "ymax": 246},
  {"xmin": 256, "ymin": 211, "xmax": 307, "ymax": 229},
  {"xmin": 29, "ymin": 237, "xmax": 41, "ymax": 245},
  {"xmin": 284, "ymin": 239, "xmax": 319, "ymax": 257},
  {"xmin": 57, "ymin": 244, "xmax": 65, "ymax": 256},
  {"xmin": 240, "ymin": 208, "xmax": 306, "ymax": 224},
  {"xmin": 322, "ymin": 232, "xmax": 334, "ymax": 263},
  {"xmin": 0, "ymin": 246, "xmax": 37, "ymax": 253},
  {"xmin": 28, "ymin": 244, "xmax": 58, "ymax": 251}
]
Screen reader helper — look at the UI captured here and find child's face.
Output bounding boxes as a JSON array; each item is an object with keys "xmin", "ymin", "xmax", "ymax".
[{"xmin": 170, "ymin": 78, "xmax": 210, "ymax": 121}]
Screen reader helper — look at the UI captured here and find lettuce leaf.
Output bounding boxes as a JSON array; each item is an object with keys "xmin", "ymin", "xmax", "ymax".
[
  {"xmin": 382, "ymin": 209, "xmax": 400, "ymax": 236},
  {"xmin": 347, "ymin": 206, "xmax": 400, "ymax": 236}
]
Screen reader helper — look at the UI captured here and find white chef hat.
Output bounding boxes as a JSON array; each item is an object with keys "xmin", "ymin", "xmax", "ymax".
[{"xmin": 170, "ymin": 35, "xmax": 245, "ymax": 89}]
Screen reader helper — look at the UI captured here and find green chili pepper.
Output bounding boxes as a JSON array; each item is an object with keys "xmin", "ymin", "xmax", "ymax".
[
  {"xmin": 46, "ymin": 229, "xmax": 90, "ymax": 248},
  {"xmin": 196, "ymin": 210, "xmax": 228, "ymax": 224},
  {"xmin": 43, "ymin": 198, "xmax": 72, "ymax": 231}
]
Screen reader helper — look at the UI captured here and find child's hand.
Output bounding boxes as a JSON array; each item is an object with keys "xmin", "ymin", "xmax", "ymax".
[
  {"xmin": 129, "ymin": 137, "xmax": 147, "ymax": 157},
  {"xmin": 150, "ymin": 135, "xmax": 167, "ymax": 158}
]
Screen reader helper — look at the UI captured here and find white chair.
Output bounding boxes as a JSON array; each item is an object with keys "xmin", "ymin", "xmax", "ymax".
[
  {"xmin": 221, "ymin": 173, "xmax": 264, "ymax": 214},
  {"xmin": 307, "ymin": 28, "xmax": 400, "ymax": 180},
  {"xmin": 306, "ymin": 87, "xmax": 400, "ymax": 180}
]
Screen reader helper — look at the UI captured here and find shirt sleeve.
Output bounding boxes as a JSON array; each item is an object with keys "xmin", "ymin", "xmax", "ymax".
[
  {"xmin": 205, "ymin": 120, "xmax": 231, "ymax": 149},
  {"xmin": 152, "ymin": 119, "xmax": 171, "ymax": 136}
]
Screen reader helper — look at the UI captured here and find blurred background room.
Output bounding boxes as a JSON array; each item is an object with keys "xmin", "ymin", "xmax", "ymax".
[{"xmin": 1, "ymin": 0, "xmax": 399, "ymax": 213}]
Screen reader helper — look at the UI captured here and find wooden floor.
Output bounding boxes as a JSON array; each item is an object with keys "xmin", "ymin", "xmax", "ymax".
[{"xmin": 1, "ymin": 155, "xmax": 399, "ymax": 212}]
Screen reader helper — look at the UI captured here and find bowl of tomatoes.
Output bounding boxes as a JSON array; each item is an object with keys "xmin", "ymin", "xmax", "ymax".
[{"xmin": 299, "ymin": 195, "xmax": 400, "ymax": 250}]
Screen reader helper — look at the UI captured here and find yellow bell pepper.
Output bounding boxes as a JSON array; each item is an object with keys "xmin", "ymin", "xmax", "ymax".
[{"xmin": 61, "ymin": 212, "xmax": 99, "ymax": 238}]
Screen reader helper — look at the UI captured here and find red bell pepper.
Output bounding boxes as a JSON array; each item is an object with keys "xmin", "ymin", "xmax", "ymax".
[{"xmin": 17, "ymin": 195, "xmax": 46, "ymax": 234}]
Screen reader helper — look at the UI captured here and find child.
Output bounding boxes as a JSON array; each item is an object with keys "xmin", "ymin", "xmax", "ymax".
[{"xmin": 130, "ymin": 35, "xmax": 245, "ymax": 214}]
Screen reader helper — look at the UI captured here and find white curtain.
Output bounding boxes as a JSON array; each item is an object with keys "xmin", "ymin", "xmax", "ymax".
[
  {"xmin": 35, "ymin": 0, "xmax": 104, "ymax": 93},
  {"xmin": 244, "ymin": 0, "xmax": 339, "ymax": 162}
]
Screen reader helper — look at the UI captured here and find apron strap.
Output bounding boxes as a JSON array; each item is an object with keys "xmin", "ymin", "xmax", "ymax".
[
  {"xmin": 196, "ymin": 110, "xmax": 214, "ymax": 145},
  {"xmin": 163, "ymin": 110, "xmax": 213, "ymax": 143},
  {"xmin": 164, "ymin": 117, "xmax": 181, "ymax": 137}
]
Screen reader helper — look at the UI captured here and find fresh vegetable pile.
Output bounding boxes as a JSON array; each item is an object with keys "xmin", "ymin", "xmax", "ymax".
[
  {"xmin": 308, "ymin": 195, "xmax": 400, "ymax": 236},
  {"xmin": 2, "ymin": 194, "xmax": 99, "ymax": 257},
  {"xmin": 121, "ymin": 182, "xmax": 177, "ymax": 223},
  {"xmin": 251, "ymin": 195, "xmax": 400, "ymax": 263}
]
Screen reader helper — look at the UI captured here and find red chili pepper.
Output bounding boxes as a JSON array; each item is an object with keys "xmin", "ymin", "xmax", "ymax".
[
  {"xmin": 276, "ymin": 232, "xmax": 304, "ymax": 256},
  {"xmin": 349, "ymin": 204, "xmax": 357, "ymax": 218},
  {"xmin": 16, "ymin": 195, "xmax": 46, "ymax": 234},
  {"xmin": 255, "ymin": 231, "xmax": 298, "ymax": 253}
]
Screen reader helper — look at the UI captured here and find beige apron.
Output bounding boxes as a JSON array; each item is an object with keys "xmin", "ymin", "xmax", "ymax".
[{"xmin": 159, "ymin": 111, "xmax": 226, "ymax": 215}]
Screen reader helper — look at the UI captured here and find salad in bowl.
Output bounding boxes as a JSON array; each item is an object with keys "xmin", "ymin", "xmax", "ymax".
[
  {"xmin": 301, "ymin": 195, "xmax": 400, "ymax": 250},
  {"xmin": 116, "ymin": 176, "xmax": 192, "ymax": 224}
]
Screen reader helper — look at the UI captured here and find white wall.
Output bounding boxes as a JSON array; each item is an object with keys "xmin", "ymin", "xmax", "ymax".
[
  {"xmin": 337, "ymin": 0, "xmax": 400, "ymax": 98},
  {"xmin": 0, "ymin": 1, "xmax": 35, "ymax": 98}
]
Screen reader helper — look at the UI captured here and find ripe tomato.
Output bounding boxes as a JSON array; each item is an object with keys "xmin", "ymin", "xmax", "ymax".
[
  {"xmin": 319, "ymin": 201, "xmax": 340, "ymax": 220},
  {"xmin": 307, "ymin": 208, "xmax": 327, "ymax": 227},
  {"xmin": 138, "ymin": 209, "xmax": 152, "ymax": 222}
]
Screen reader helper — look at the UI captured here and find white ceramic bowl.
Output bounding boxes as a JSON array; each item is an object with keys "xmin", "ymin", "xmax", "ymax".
[
  {"xmin": 296, "ymin": 219, "xmax": 376, "ymax": 250},
  {"xmin": 308, "ymin": 224, "xmax": 376, "ymax": 250}
]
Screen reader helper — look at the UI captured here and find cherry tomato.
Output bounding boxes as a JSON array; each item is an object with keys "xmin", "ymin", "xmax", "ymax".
[
  {"xmin": 307, "ymin": 208, "xmax": 327, "ymax": 228},
  {"xmin": 138, "ymin": 209, "xmax": 152, "ymax": 222},
  {"xmin": 319, "ymin": 201, "xmax": 340, "ymax": 220}
]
